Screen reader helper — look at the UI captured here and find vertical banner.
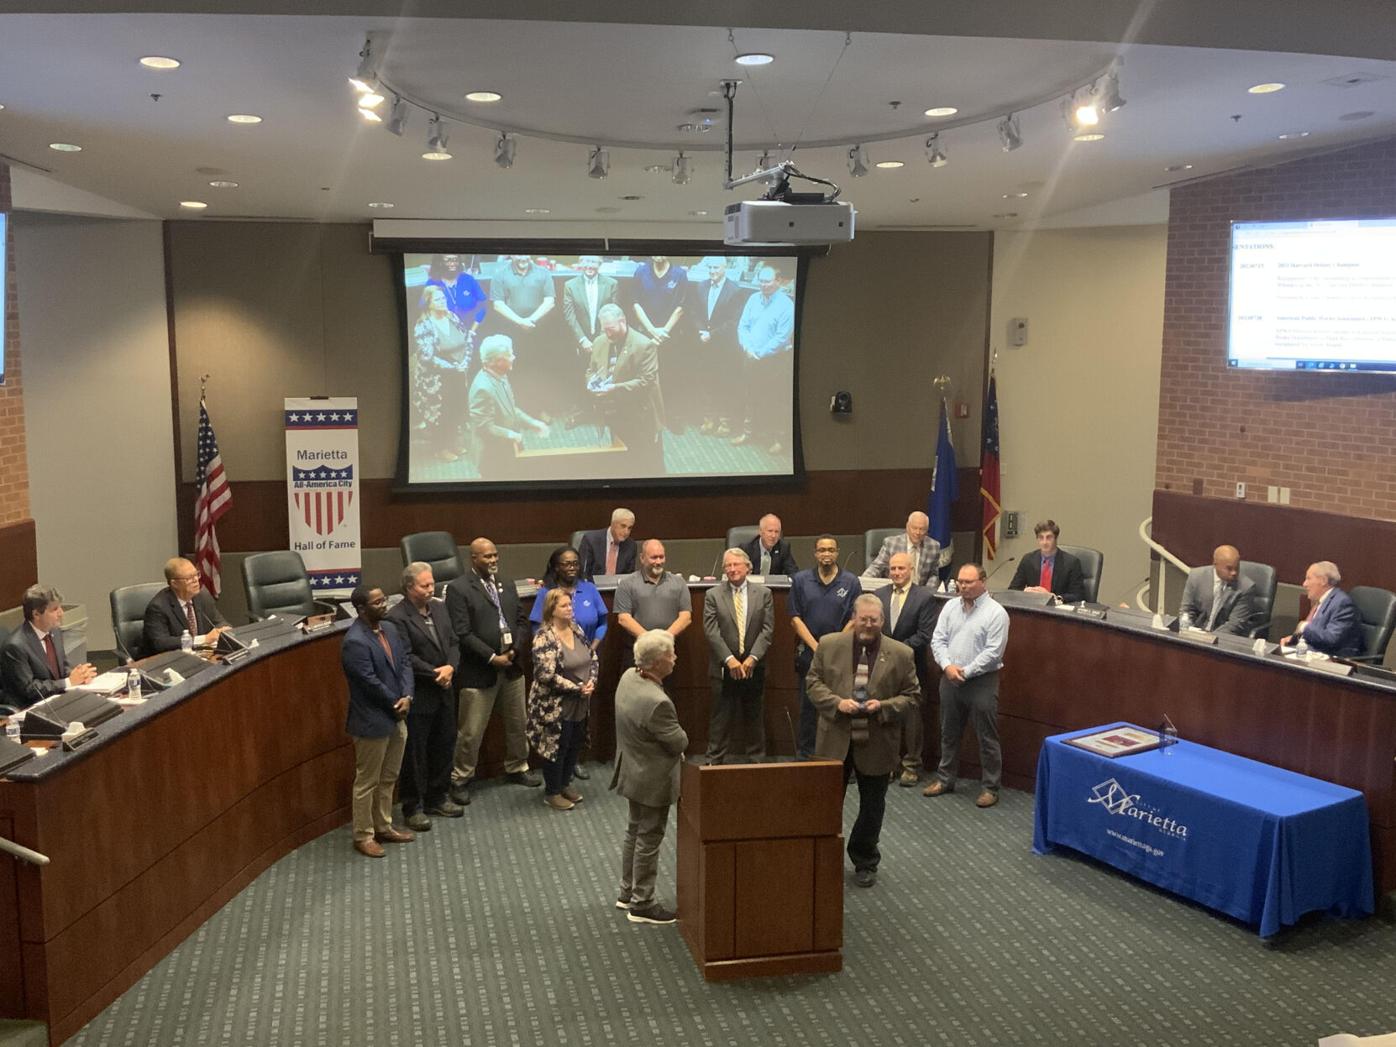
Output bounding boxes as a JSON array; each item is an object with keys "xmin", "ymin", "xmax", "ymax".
[{"xmin": 285, "ymin": 397, "xmax": 361, "ymax": 598}]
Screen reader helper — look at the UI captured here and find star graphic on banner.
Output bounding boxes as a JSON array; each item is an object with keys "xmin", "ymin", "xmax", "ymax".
[
  {"xmin": 289, "ymin": 413, "xmax": 300, "ymax": 422},
  {"xmin": 330, "ymin": 412, "xmax": 341, "ymax": 421},
  {"xmin": 316, "ymin": 412, "xmax": 327, "ymax": 422}
]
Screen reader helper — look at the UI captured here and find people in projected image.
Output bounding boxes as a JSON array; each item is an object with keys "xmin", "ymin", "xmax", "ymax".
[
  {"xmin": 560, "ymin": 256, "xmax": 619, "ymax": 426},
  {"xmin": 630, "ymin": 256, "xmax": 689, "ymax": 431},
  {"xmin": 734, "ymin": 265, "xmax": 796, "ymax": 455},
  {"xmin": 469, "ymin": 335, "xmax": 549, "ymax": 477},
  {"xmin": 425, "ymin": 254, "xmax": 489, "ymax": 335},
  {"xmin": 691, "ymin": 257, "xmax": 745, "ymax": 437},
  {"xmin": 586, "ymin": 303, "xmax": 665, "ymax": 473},
  {"xmin": 412, "ymin": 285, "xmax": 474, "ymax": 462},
  {"xmin": 490, "ymin": 254, "xmax": 557, "ymax": 416}
]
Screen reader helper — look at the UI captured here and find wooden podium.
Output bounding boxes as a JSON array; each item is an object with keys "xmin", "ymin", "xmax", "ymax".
[{"xmin": 676, "ymin": 760, "xmax": 844, "ymax": 980}]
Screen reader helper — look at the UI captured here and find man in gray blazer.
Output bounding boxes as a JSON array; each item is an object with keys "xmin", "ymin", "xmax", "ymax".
[
  {"xmin": 1178, "ymin": 545, "xmax": 1259, "ymax": 635},
  {"xmin": 611, "ymin": 629, "xmax": 689, "ymax": 925},
  {"xmin": 702, "ymin": 548, "xmax": 775, "ymax": 765},
  {"xmin": 807, "ymin": 594, "xmax": 921, "ymax": 888},
  {"xmin": 865, "ymin": 511, "xmax": 941, "ymax": 587}
]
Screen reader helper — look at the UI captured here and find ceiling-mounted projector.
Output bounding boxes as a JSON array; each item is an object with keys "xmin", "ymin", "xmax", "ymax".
[{"xmin": 724, "ymin": 199, "xmax": 856, "ymax": 246}]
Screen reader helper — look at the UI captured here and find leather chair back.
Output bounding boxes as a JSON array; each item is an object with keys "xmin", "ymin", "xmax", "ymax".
[
  {"xmin": 242, "ymin": 551, "xmax": 316, "ymax": 620},
  {"xmin": 400, "ymin": 531, "xmax": 465, "ymax": 588},
  {"xmin": 569, "ymin": 530, "xmax": 588, "ymax": 552},
  {"xmin": 0, "ymin": 622, "xmax": 14, "ymax": 711},
  {"xmin": 1058, "ymin": 545, "xmax": 1104, "ymax": 604},
  {"xmin": 1351, "ymin": 586, "xmax": 1396, "ymax": 663},
  {"xmin": 110, "ymin": 582, "xmax": 165, "ymax": 663},
  {"xmin": 726, "ymin": 525, "xmax": 760, "ymax": 552},
  {"xmin": 1237, "ymin": 561, "xmax": 1278, "ymax": 639},
  {"xmin": 863, "ymin": 529, "xmax": 902, "ymax": 572}
]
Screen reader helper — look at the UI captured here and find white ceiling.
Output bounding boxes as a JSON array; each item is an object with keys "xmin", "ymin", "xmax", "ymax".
[{"xmin": 1, "ymin": 6, "xmax": 1394, "ymax": 230}]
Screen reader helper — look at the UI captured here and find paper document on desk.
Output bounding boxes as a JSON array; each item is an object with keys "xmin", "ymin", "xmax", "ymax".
[{"xmin": 74, "ymin": 671, "xmax": 129, "ymax": 694}]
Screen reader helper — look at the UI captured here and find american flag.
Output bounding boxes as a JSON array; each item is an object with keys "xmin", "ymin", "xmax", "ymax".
[
  {"xmin": 980, "ymin": 371, "xmax": 1001, "ymax": 559},
  {"xmin": 194, "ymin": 398, "xmax": 233, "ymax": 596}
]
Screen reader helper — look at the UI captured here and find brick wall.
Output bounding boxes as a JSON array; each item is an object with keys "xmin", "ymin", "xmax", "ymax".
[
  {"xmin": 1156, "ymin": 136, "xmax": 1396, "ymax": 520},
  {"xmin": 0, "ymin": 160, "xmax": 30, "ymax": 523}
]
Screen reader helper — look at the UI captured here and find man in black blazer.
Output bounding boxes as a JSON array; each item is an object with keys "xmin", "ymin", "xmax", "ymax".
[
  {"xmin": 741, "ymin": 513, "xmax": 799, "ymax": 576},
  {"xmin": 876, "ymin": 553, "xmax": 938, "ymax": 787},
  {"xmin": 690, "ymin": 258, "xmax": 746, "ymax": 436},
  {"xmin": 142, "ymin": 556, "xmax": 231, "ymax": 656},
  {"xmin": 1007, "ymin": 519, "xmax": 1087, "ymax": 603},
  {"xmin": 1, "ymin": 585, "xmax": 96, "ymax": 708},
  {"xmin": 577, "ymin": 508, "xmax": 637, "ymax": 579},
  {"xmin": 445, "ymin": 537, "xmax": 540, "ymax": 804},
  {"xmin": 389, "ymin": 562, "xmax": 465, "ymax": 826}
]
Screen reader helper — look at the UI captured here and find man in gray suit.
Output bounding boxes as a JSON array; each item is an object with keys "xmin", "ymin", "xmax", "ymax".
[
  {"xmin": 468, "ymin": 334, "xmax": 549, "ymax": 477},
  {"xmin": 702, "ymin": 548, "xmax": 775, "ymax": 765},
  {"xmin": 1178, "ymin": 544, "xmax": 1258, "ymax": 635},
  {"xmin": 807, "ymin": 594, "xmax": 921, "ymax": 888},
  {"xmin": 562, "ymin": 255, "xmax": 618, "ymax": 351},
  {"xmin": 865, "ymin": 511, "xmax": 941, "ymax": 587},
  {"xmin": 611, "ymin": 629, "xmax": 689, "ymax": 925}
]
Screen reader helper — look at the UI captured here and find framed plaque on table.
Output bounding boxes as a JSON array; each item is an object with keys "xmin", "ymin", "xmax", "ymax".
[{"xmin": 1064, "ymin": 726, "xmax": 1162, "ymax": 758}]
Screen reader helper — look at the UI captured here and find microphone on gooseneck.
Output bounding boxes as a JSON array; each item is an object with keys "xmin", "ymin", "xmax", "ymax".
[{"xmin": 984, "ymin": 555, "xmax": 1017, "ymax": 585}]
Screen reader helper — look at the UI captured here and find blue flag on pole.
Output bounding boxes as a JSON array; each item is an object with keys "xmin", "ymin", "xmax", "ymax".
[{"xmin": 928, "ymin": 398, "xmax": 958, "ymax": 556}]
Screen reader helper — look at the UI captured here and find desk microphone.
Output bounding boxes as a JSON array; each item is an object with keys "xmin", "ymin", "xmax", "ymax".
[
  {"xmin": 784, "ymin": 707, "xmax": 800, "ymax": 762},
  {"xmin": 984, "ymin": 555, "xmax": 1017, "ymax": 585}
]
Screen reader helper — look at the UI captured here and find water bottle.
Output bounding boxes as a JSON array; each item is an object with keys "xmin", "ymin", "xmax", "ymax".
[
  {"xmin": 1162, "ymin": 720, "xmax": 1178, "ymax": 755},
  {"xmin": 1296, "ymin": 636, "xmax": 1309, "ymax": 659},
  {"xmin": 4, "ymin": 714, "xmax": 20, "ymax": 743},
  {"xmin": 128, "ymin": 668, "xmax": 142, "ymax": 701},
  {"xmin": 180, "ymin": 629, "xmax": 193, "ymax": 653}
]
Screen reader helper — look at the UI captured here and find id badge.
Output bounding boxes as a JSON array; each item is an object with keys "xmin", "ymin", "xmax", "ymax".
[{"xmin": 500, "ymin": 629, "xmax": 513, "ymax": 649}]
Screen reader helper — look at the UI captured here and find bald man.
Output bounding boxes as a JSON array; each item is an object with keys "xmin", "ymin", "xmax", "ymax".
[
  {"xmin": 865, "ymin": 512, "xmax": 940, "ymax": 587},
  {"xmin": 142, "ymin": 556, "xmax": 230, "ymax": 656},
  {"xmin": 740, "ymin": 513, "xmax": 799, "ymax": 576},
  {"xmin": 1178, "ymin": 545, "xmax": 1259, "ymax": 635}
]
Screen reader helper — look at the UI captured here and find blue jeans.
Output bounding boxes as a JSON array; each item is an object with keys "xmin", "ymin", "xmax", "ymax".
[{"xmin": 542, "ymin": 718, "xmax": 586, "ymax": 794}]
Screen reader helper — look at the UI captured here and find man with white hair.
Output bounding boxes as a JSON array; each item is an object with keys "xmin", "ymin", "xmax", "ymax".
[
  {"xmin": 740, "ymin": 513, "xmax": 799, "ymax": 577},
  {"xmin": 702, "ymin": 547, "xmax": 775, "ymax": 764},
  {"xmin": 468, "ymin": 334, "xmax": 548, "ymax": 477},
  {"xmin": 586, "ymin": 303, "xmax": 665, "ymax": 473},
  {"xmin": 732, "ymin": 265, "xmax": 795, "ymax": 455},
  {"xmin": 577, "ymin": 507, "xmax": 638, "ymax": 580},
  {"xmin": 1281, "ymin": 561, "xmax": 1364, "ymax": 657},
  {"xmin": 560, "ymin": 256, "xmax": 618, "ymax": 425},
  {"xmin": 865, "ymin": 511, "xmax": 941, "ymax": 588},
  {"xmin": 611, "ymin": 629, "xmax": 688, "ymax": 925}
]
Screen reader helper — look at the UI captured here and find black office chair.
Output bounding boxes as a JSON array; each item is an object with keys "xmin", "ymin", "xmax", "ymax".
[
  {"xmin": 569, "ymin": 529, "xmax": 589, "ymax": 552},
  {"xmin": 400, "ymin": 531, "xmax": 465, "ymax": 590},
  {"xmin": 1350, "ymin": 586, "xmax": 1396, "ymax": 664},
  {"xmin": 242, "ymin": 551, "xmax": 332, "ymax": 621},
  {"xmin": 1059, "ymin": 545, "xmax": 1104, "ymax": 604},
  {"xmin": 0, "ymin": 622, "xmax": 16, "ymax": 717},
  {"xmin": 864, "ymin": 528, "xmax": 901, "ymax": 572},
  {"xmin": 1237, "ymin": 561, "xmax": 1278, "ymax": 639},
  {"xmin": 726, "ymin": 525, "xmax": 760, "ymax": 551},
  {"xmin": 110, "ymin": 582, "xmax": 165, "ymax": 663}
]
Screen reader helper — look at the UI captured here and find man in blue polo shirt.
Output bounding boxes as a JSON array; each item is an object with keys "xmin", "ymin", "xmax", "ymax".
[{"xmin": 789, "ymin": 534, "xmax": 861, "ymax": 759}]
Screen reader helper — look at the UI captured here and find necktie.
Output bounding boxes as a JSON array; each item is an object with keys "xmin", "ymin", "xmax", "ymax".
[
  {"xmin": 186, "ymin": 600, "xmax": 198, "ymax": 636},
  {"xmin": 761, "ymin": 547, "xmax": 772, "ymax": 575},
  {"xmin": 910, "ymin": 546, "xmax": 920, "ymax": 583},
  {"xmin": 43, "ymin": 634, "xmax": 61, "ymax": 677},
  {"xmin": 605, "ymin": 540, "xmax": 618, "ymax": 575},
  {"xmin": 1206, "ymin": 577, "xmax": 1225, "ymax": 631},
  {"xmin": 734, "ymin": 586, "xmax": 746, "ymax": 654},
  {"xmin": 891, "ymin": 587, "xmax": 905, "ymax": 630},
  {"xmin": 1039, "ymin": 558, "xmax": 1053, "ymax": 590},
  {"xmin": 375, "ymin": 628, "xmax": 394, "ymax": 665}
]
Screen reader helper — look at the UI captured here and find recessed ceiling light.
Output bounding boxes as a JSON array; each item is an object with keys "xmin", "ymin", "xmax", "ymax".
[
  {"xmin": 875, "ymin": 160, "xmax": 905, "ymax": 169},
  {"xmin": 619, "ymin": 194, "xmax": 644, "ymax": 201},
  {"xmin": 139, "ymin": 56, "xmax": 181, "ymax": 70},
  {"xmin": 689, "ymin": 209, "xmax": 709, "ymax": 216},
  {"xmin": 422, "ymin": 150, "xmax": 452, "ymax": 160},
  {"xmin": 180, "ymin": 200, "xmax": 208, "ymax": 210},
  {"xmin": 993, "ymin": 212, "xmax": 1018, "ymax": 219},
  {"xmin": 208, "ymin": 180, "xmax": 238, "ymax": 188},
  {"xmin": 464, "ymin": 91, "xmax": 502, "ymax": 103},
  {"xmin": 1278, "ymin": 131, "xmax": 1310, "ymax": 139},
  {"xmin": 643, "ymin": 163, "xmax": 671, "ymax": 174},
  {"xmin": 735, "ymin": 53, "xmax": 774, "ymax": 66},
  {"xmin": 1002, "ymin": 191, "xmax": 1029, "ymax": 199},
  {"xmin": 1164, "ymin": 163, "xmax": 1194, "ymax": 172},
  {"xmin": 1248, "ymin": 82, "xmax": 1286, "ymax": 94},
  {"xmin": 49, "ymin": 142, "xmax": 82, "ymax": 152},
  {"xmin": 924, "ymin": 106, "xmax": 958, "ymax": 118},
  {"xmin": 1339, "ymin": 111, "xmax": 1376, "ymax": 121},
  {"xmin": 596, "ymin": 206, "xmax": 622, "ymax": 214},
  {"xmin": 1073, "ymin": 132, "xmax": 1106, "ymax": 142},
  {"xmin": 524, "ymin": 208, "xmax": 551, "ymax": 215},
  {"xmin": 227, "ymin": 114, "xmax": 262, "ymax": 124},
  {"xmin": 368, "ymin": 201, "xmax": 394, "ymax": 208}
]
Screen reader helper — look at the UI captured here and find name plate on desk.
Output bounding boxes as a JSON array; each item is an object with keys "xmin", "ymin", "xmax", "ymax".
[
  {"xmin": 299, "ymin": 612, "xmax": 337, "ymax": 634},
  {"xmin": 1283, "ymin": 653, "xmax": 1354, "ymax": 677},
  {"xmin": 1178, "ymin": 628, "xmax": 1219, "ymax": 646},
  {"xmin": 1072, "ymin": 603, "xmax": 1108, "ymax": 620}
]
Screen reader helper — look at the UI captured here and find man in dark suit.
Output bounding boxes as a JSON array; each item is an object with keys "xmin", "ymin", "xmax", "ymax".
[
  {"xmin": 876, "ymin": 552, "xmax": 938, "ymax": 787},
  {"xmin": 341, "ymin": 585, "xmax": 415, "ymax": 858},
  {"xmin": 445, "ymin": 536, "xmax": 540, "ymax": 804},
  {"xmin": 1282, "ymin": 560, "xmax": 1365, "ymax": 658},
  {"xmin": 577, "ymin": 507, "xmax": 637, "ymax": 580},
  {"xmin": 1, "ymin": 585, "xmax": 96, "ymax": 708},
  {"xmin": 388, "ymin": 562, "xmax": 464, "ymax": 828},
  {"xmin": 1178, "ymin": 545, "xmax": 1258, "ymax": 635},
  {"xmin": 806, "ymin": 594, "xmax": 921, "ymax": 888},
  {"xmin": 1007, "ymin": 519, "xmax": 1087, "ymax": 603},
  {"xmin": 142, "ymin": 556, "xmax": 231, "ymax": 655},
  {"xmin": 586, "ymin": 303, "xmax": 665, "ymax": 474},
  {"xmin": 702, "ymin": 548, "xmax": 775, "ymax": 764},
  {"xmin": 560, "ymin": 256, "xmax": 619, "ymax": 425},
  {"xmin": 691, "ymin": 257, "xmax": 745, "ymax": 436},
  {"xmin": 741, "ymin": 513, "xmax": 799, "ymax": 576}
]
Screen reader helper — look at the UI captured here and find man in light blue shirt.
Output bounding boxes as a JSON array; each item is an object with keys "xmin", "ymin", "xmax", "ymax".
[
  {"xmin": 732, "ymin": 266, "xmax": 796, "ymax": 455},
  {"xmin": 925, "ymin": 562, "xmax": 1010, "ymax": 807}
]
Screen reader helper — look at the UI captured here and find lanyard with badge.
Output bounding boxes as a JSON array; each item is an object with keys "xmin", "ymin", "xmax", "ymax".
[{"xmin": 483, "ymin": 576, "xmax": 512, "ymax": 650}]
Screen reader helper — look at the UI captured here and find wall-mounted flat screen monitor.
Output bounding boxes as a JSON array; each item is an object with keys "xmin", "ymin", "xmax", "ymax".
[
  {"xmin": 1228, "ymin": 218, "xmax": 1396, "ymax": 373},
  {"xmin": 395, "ymin": 252, "xmax": 803, "ymax": 489}
]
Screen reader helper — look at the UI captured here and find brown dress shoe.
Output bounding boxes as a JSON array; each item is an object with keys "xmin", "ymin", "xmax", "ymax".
[
  {"xmin": 976, "ymin": 790, "xmax": 999, "ymax": 808},
  {"xmin": 922, "ymin": 779, "xmax": 953, "ymax": 797},
  {"xmin": 375, "ymin": 826, "xmax": 416, "ymax": 844},
  {"xmin": 561, "ymin": 788, "xmax": 584, "ymax": 804},
  {"xmin": 544, "ymin": 794, "xmax": 575, "ymax": 811},
  {"xmin": 354, "ymin": 838, "xmax": 385, "ymax": 858}
]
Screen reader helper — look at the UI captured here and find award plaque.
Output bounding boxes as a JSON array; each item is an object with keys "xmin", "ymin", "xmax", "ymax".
[{"xmin": 1064, "ymin": 725, "xmax": 1163, "ymax": 758}]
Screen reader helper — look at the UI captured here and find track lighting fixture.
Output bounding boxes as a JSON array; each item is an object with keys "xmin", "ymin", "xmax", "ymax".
[
  {"xmin": 1098, "ymin": 67, "xmax": 1126, "ymax": 113},
  {"xmin": 495, "ymin": 133, "xmax": 517, "ymax": 169},
  {"xmin": 997, "ymin": 113, "xmax": 1023, "ymax": 152},
  {"xmin": 925, "ymin": 133, "xmax": 947, "ymax": 168},
  {"xmin": 423, "ymin": 115, "xmax": 451, "ymax": 160},
  {"xmin": 672, "ymin": 152, "xmax": 692, "ymax": 185},
  {"xmin": 386, "ymin": 96, "xmax": 409, "ymax": 136},
  {"xmin": 588, "ymin": 146, "xmax": 610, "ymax": 179},
  {"xmin": 847, "ymin": 143, "xmax": 869, "ymax": 177},
  {"xmin": 348, "ymin": 38, "xmax": 377, "ymax": 93}
]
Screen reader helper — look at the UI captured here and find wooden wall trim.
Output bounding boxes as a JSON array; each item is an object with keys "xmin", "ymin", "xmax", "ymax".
[{"xmin": 0, "ymin": 518, "xmax": 37, "ymax": 609}]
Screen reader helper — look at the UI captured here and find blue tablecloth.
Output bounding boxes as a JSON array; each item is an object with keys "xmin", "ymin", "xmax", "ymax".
[{"xmin": 1032, "ymin": 722, "xmax": 1374, "ymax": 937}]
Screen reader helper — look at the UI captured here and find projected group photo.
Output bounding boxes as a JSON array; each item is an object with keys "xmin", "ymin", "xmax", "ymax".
[{"xmin": 401, "ymin": 253, "xmax": 799, "ymax": 486}]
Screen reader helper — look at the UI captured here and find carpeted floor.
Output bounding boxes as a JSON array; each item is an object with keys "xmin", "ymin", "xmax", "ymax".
[{"xmin": 70, "ymin": 769, "xmax": 1396, "ymax": 1047}]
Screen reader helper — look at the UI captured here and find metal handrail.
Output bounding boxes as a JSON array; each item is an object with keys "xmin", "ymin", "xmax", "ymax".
[
  {"xmin": 0, "ymin": 835, "xmax": 50, "ymax": 866},
  {"xmin": 1137, "ymin": 516, "xmax": 1192, "ymax": 614}
]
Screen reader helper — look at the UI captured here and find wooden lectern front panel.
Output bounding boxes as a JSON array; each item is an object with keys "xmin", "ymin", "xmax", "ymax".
[{"xmin": 734, "ymin": 838, "xmax": 815, "ymax": 957}]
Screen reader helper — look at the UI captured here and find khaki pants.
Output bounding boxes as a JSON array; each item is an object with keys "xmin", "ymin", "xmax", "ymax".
[
  {"xmin": 452, "ymin": 674, "xmax": 529, "ymax": 784},
  {"xmin": 351, "ymin": 721, "xmax": 408, "ymax": 841}
]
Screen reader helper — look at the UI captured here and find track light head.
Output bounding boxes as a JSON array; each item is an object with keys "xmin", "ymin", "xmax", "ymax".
[
  {"xmin": 349, "ymin": 38, "xmax": 377, "ymax": 93},
  {"xmin": 997, "ymin": 113, "xmax": 1023, "ymax": 152},
  {"xmin": 423, "ymin": 115, "xmax": 451, "ymax": 160},
  {"xmin": 925, "ymin": 133, "xmax": 948, "ymax": 168},
  {"xmin": 847, "ymin": 143, "xmax": 869, "ymax": 177},
  {"xmin": 672, "ymin": 151, "xmax": 692, "ymax": 185},
  {"xmin": 495, "ymin": 133, "xmax": 517, "ymax": 169},
  {"xmin": 1099, "ymin": 68, "xmax": 1126, "ymax": 113},
  {"xmin": 386, "ymin": 96, "xmax": 408, "ymax": 136},
  {"xmin": 588, "ymin": 146, "xmax": 610, "ymax": 179}
]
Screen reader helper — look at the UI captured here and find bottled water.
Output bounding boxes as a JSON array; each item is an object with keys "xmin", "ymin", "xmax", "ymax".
[{"xmin": 180, "ymin": 629, "xmax": 193, "ymax": 653}]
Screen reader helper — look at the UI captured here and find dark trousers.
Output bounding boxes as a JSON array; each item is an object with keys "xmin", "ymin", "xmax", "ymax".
[
  {"xmin": 935, "ymin": 670, "xmax": 1002, "ymax": 792},
  {"xmin": 542, "ymin": 718, "xmax": 586, "ymax": 795},
  {"xmin": 795, "ymin": 650, "xmax": 817, "ymax": 758},
  {"xmin": 399, "ymin": 695, "xmax": 456, "ymax": 815},
  {"xmin": 843, "ymin": 751, "xmax": 890, "ymax": 872},
  {"xmin": 705, "ymin": 668, "xmax": 766, "ymax": 764}
]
